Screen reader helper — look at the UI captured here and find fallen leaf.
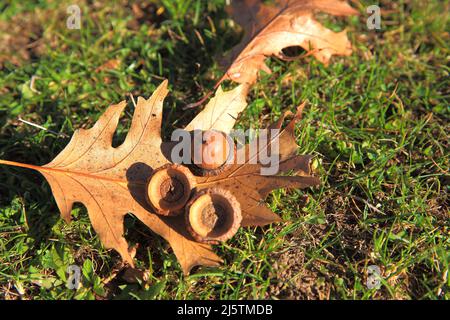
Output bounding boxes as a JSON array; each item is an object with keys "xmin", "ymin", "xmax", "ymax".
[
  {"xmin": 221, "ymin": 0, "xmax": 358, "ymax": 85},
  {"xmin": 195, "ymin": 103, "xmax": 320, "ymax": 227},
  {"xmin": 0, "ymin": 82, "xmax": 320, "ymax": 274},
  {"xmin": 95, "ymin": 58, "xmax": 121, "ymax": 72},
  {"xmin": 185, "ymin": 84, "xmax": 249, "ymax": 133},
  {"xmin": 0, "ymin": 81, "xmax": 221, "ymax": 274}
]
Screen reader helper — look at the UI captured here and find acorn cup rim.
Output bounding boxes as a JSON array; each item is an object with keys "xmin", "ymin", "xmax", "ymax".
[
  {"xmin": 185, "ymin": 188, "xmax": 242, "ymax": 244},
  {"xmin": 146, "ymin": 164, "xmax": 196, "ymax": 216}
]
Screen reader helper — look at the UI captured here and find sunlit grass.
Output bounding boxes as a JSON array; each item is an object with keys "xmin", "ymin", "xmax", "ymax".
[{"xmin": 0, "ymin": 0, "xmax": 448, "ymax": 300}]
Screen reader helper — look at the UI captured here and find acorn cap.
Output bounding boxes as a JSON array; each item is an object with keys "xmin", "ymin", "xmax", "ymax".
[
  {"xmin": 190, "ymin": 130, "xmax": 235, "ymax": 176},
  {"xmin": 147, "ymin": 164, "xmax": 196, "ymax": 216},
  {"xmin": 185, "ymin": 188, "xmax": 242, "ymax": 243},
  {"xmin": 188, "ymin": 150, "xmax": 235, "ymax": 177}
]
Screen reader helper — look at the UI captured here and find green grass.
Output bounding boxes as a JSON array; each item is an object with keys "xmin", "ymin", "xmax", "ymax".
[{"xmin": 0, "ymin": 0, "xmax": 448, "ymax": 300}]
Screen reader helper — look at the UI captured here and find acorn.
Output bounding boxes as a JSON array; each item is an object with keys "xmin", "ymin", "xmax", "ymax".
[
  {"xmin": 190, "ymin": 130, "xmax": 235, "ymax": 176},
  {"xmin": 147, "ymin": 164, "xmax": 196, "ymax": 216},
  {"xmin": 185, "ymin": 188, "xmax": 242, "ymax": 244}
]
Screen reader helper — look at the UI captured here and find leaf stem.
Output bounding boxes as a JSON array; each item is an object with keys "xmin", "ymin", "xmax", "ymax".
[{"xmin": 0, "ymin": 159, "xmax": 44, "ymax": 171}]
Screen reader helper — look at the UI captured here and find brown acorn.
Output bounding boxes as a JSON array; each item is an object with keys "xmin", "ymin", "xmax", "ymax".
[
  {"xmin": 185, "ymin": 188, "xmax": 242, "ymax": 244},
  {"xmin": 190, "ymin": 130, "xmax": 235, "ymax": 176},
  {"xmin": 147, "ymin": 164, "xmax": 196, "ymax": 216}
]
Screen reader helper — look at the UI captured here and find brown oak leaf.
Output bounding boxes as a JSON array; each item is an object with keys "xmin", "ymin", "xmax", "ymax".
[
  {"xmin": 0, "ymin": 81, "xmax": 319, "ymax": 274},
  {"xmin": 194, "ymin": 103, "xmax": 320, "ymax": 227},
  {"xmin": 185, "ymin": 84, "xmax": 249, "ymax": 134},
  {"xmin": 220, "ymin": 0, "xmax": 358, "ymax": 85}
]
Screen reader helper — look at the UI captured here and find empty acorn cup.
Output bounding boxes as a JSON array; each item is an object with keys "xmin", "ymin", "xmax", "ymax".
[
  {"xmin": 147, "ymin": 164, "xmax": 196, "ymax": 216},
  {"xmin": 185, "ymin": 188, "xmax": 242, "ymax": 243}
]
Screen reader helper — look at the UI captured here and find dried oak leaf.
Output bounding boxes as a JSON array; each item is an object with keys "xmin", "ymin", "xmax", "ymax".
[
  {"xmin": 194, "ymin": 103, "xmax": 320, "ymax": 226},
  {"xmin": 221, "ymin": 0, "xmax": 358, "ymax": 85},
  {"xmin": 185, "ymin": 84, "xmax": 249, "ymax": 134},
  {"xmin": 1, "ymin": 81, "xmax": 219, "ymax": 274},
  {"xmin": 0, "ymin": 81, "xmax": 319, "ymax": 274}
]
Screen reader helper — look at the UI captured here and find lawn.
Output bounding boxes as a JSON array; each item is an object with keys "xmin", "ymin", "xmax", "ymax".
[{"xmin": 0, "ymin": 0, "xmax": 448, "ymax": 300}]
